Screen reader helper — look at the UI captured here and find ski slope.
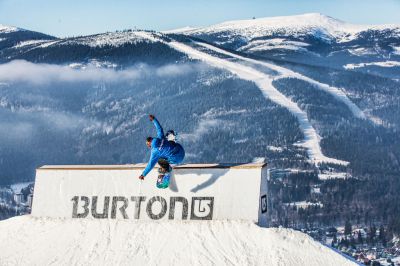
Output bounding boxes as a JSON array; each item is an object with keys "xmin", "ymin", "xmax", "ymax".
[
  {"xmin": 194, "ymin": 41, "xmax": 366, "ymax": 120},
  {"xmin": 0, "ymin": 216, "xmax": 356, "ymax": 266},
  {"xmin": 169, "ymin": 41, "xmax": 349, "ymax": 165}
]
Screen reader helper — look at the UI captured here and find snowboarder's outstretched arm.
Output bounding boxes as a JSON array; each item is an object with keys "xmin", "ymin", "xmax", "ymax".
[
  {"xmin": 149, "ymin": 115, "xmax": 164, "ymax": 139},
  {"xmin": 141, "ymin": 149, "xmax": 159, "ymax": 177}
]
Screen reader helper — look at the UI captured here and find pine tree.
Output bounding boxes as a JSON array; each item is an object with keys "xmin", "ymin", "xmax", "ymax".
[
  {"xmin": 357, "ymin": 230, "xmax": 363, "ymax": 245},
  {"xmin": 379, "ymin": 225, "xmax": 386, "ymax": 247},
  {"xmin": 345, "ymin": 220, "xmax": 352, "ymax": 236}
]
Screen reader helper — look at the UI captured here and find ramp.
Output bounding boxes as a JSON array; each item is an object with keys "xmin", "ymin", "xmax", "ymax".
[{"xmin": 31, "ymin": 163, "xmax": 269, "ymax": 226}]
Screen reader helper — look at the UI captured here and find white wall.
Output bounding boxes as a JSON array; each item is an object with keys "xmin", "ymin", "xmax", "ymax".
[{"xmin": 32, "ymin": 164, "xmax": 267, "ymax": 224}]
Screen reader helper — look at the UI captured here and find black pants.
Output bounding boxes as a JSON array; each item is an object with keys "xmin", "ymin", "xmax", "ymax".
[{"xmin": 158, "ymin": 158, "xmax": 171, "ymax": 174}]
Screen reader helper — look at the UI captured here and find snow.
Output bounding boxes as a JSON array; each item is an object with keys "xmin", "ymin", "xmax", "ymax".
[
  {"xmin": 184, "ymin": 13, "xmax": 400, "ymax": 43},
  {"xmin": 391, "ymin": 45, "xmax": 400, "ymax": 55},
  {"xmin": 194, "ymin": 41, "xmax": 366, "ymax": 120},
  {"xmin": 0, "ymin": 24, "xmax": 19, "ymax": 33},
  {"xmin": 10, "ymin": 181, "xmax": 33, "ymax": 193},
  {"xmin": 39, "ymin": 40, "xmax": 60, "ymax": 48},
  {"xmin": 344, "ymin": 61, "xmax": 400, "ymax": 69},
  {"xmin": 0, "ymin": 216, "xmax": 356, "ymax": 266},
  {"xmin": 318, "ymin": 172, "xmax": 349, "ymax": 180},
  {"xmin": 13, "ymin": 39, "xmax": 50, "ymax": 48},
  {"xmin": 62, "ymin": 31, "xmax": 163, "ymax": 48},
  {"xmin": 267, "ymin": 145, "xmax": 284, "ymax": 152},
  {"xmin": 285, "ymin": 201, "xmax": 324, "ymax": 209},
  {"xmin": 168, "ymin": 41, "xmax": 349, "ymax": 165},
  {"xmin": 238, "ymin": 39, "xmax": 310, "ymax": 52},
  {"xmin": 347, "ymin": 47, "xmax": 377, "ymax": 56},
  {"xmin": 162, "ymin": 26, "xmax": 198, "ymax": 34}
]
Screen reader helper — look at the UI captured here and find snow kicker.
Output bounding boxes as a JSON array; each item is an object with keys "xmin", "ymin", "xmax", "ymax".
[{"xmin": 168, "ymin": 41, "xmax": 349, "ymax": 165}]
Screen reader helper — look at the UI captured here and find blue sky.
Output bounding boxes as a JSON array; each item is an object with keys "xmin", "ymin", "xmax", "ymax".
[{"xmin": 1, "ymin": 0, "xmax": 399, "ymax": 37}]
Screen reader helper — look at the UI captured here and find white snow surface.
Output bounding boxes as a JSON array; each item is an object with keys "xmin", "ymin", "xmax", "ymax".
[
  {"xmin": 185, "ymin": 13, "xmax": 400, "ymax": 43},
  {"xmin": 0, "ymin": 216, "xmax": 356, "ymax": 266},
  {"xmin": 168, "ymin": 41, "xmax": 349, "ymax": 165},
  {"xmin": 0, "ymin": 24, "xmax": 19, "ymax": 33},
  {"xmin": 344, "ymin": 61, "xmax": 400, "ymax": 69},
  {"xmin": 61, "ymin": 31, "xmax": 163, "ymax": 47},
  {"xmin": 13, "ymin": 39, "xmax": 51, "ymax": 48},
  {"xmin": 162, "ymin": 26, "xmax": 198, "ymax": 34}
]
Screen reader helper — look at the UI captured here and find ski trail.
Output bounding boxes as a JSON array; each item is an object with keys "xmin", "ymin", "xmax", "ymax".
[
  {"xmin": 195, "ymin": 41, "xmax": 366, "ymax": 120},
  {"xmin": 168, "ymin": 41, "xmax": 349, "ymax": 165}
]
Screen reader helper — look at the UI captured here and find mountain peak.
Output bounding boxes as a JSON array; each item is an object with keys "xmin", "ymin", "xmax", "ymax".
[{"xmin": 0, "ymin": 24, "xmax": 20, "ymax": 33}]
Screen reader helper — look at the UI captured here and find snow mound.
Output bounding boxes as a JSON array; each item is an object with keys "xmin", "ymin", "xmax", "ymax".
[{"xmin": 0, "ymin": 216, "xmax": 355, "ymax": 265}]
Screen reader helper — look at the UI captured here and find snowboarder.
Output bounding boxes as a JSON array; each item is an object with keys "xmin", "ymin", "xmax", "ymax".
[{"xmin": 138, "ymin": 115, "xmax": 185, "ymax": 188}]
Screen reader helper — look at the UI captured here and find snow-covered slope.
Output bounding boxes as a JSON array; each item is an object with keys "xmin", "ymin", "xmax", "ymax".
[
  {"xmin": 184, "ymin": 13, "xmax": 399, "ymax": 43},
  {"xmin": 0, "ymin": 216, "xmax": 356, "ymax": 266},
  {"xmin": 0, "ymin": 24, "xmax": 19, "ymax": 33},
  {"xmin": 42, "ymin": 31, "xmax": 164, "ymax": 48},
  {"xmin": 168, "ymin": 41, "xmax": 349, "ymax": 165}
]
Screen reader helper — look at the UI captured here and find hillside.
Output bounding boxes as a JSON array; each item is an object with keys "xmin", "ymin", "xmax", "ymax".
[{"xmin": 0, "ymin": 216, "xmax": 356, "ymax": 266}]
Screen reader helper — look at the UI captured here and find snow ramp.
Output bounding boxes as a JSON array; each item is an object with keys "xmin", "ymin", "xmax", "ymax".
[
  {"xmin": 0, "ymin": 163, "xmax": 356, "ymax": 265},
  {"xmin": 0, "ymin": 217, "xmax": 356, "ymax": 266}
]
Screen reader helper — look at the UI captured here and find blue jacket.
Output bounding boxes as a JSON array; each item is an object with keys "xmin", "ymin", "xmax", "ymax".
[{"xmin": 142, "ymin": 118, "xmax": 185, "ymax": 176}]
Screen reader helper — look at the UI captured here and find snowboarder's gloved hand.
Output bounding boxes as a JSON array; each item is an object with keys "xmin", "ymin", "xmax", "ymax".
[
  {"xmin": 149, "ymin": 114, "xmax": 155, "ymax": 121},
  {"xmin": 138, "ymin": 175, "xmax": 145, "ymax": 180}
]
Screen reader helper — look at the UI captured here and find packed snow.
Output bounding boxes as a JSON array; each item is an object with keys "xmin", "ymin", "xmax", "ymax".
[
  {"xmin": 344, "ymin": 61, "xmax": 400, "ymax": 69},
  {"xmin": 0, "ymin": 216, "xmax": 356, "ymax": 266},
  {"xmin": 168, "ymin": 41, "xmax": 349, "ymax": 165},
  {"xmin": 183, "ymin": 13, "xmax": 400, "ymax": 43}
]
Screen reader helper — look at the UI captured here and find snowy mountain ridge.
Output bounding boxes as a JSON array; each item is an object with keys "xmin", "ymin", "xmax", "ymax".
[
  {"xmin": 0, "ymin": 24, "xmax": 20, "ymax": 33},
  {"xmin": 180, "ymin": 13, "xmax": 400, "ymax": 43},
  {"xmin": 53, "ymin": 30, "xmax": 164, "ymax": 48}
]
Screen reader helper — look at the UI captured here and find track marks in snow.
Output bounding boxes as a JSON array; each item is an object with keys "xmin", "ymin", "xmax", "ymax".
[{"xmin": 168, "ymin": 41, "xmax": 348, "ymax": 165}]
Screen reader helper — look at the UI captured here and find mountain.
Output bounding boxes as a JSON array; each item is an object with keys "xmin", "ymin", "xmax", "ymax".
[
  {"xmin": 0, "ymin": 15, "xmax": 399, "ymax": 236},
  {"xmin": 0, "ymin": 24, "xmax": 56, "ymax": 51},
  {"xmin": 0, "ymin": 28, "xmax": 185, "ymax": 65},
  {"xmin": 0, "ymin": 216, "xmax": 356, "ymax": 265},
  {"xmin": 178, "ymin": 13, "xmax": 400, "ymax": 75}
]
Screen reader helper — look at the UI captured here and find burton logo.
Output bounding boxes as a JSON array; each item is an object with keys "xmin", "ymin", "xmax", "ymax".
[
  {"xmin": 71, "ymin": 196, "xmax": 214, "ymax": 220},
  {"xmin": 261, "ymin": 195, "xmax": 267, "ymax": 214}
]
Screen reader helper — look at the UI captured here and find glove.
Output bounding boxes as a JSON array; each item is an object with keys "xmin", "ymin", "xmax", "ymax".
[
  {"xmin": 149, "ymin": 115, "xmax": 155, "ymax": 121},
  {"xmin": 139, "ymin": 175, "xmax": 145, "ymax": 180}
]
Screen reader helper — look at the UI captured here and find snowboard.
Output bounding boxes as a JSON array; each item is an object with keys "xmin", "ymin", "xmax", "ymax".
[{"xmin": 156, "ymin": 172, "xmax": 171, "ymax": 189}]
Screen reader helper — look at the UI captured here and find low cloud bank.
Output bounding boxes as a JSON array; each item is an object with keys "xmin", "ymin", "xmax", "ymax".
[{"xmin": 0, "ymin": 60, "xmax": 205, "ymax": 85}]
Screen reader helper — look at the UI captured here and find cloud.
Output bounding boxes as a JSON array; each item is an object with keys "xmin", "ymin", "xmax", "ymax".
[
  {"xmin": 0, "ymin": 60, "xmax": 205, "ymax": 85},
  {"xmin": 179, "ymin": 118, "xmax": 221, "ymax": 142}
]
